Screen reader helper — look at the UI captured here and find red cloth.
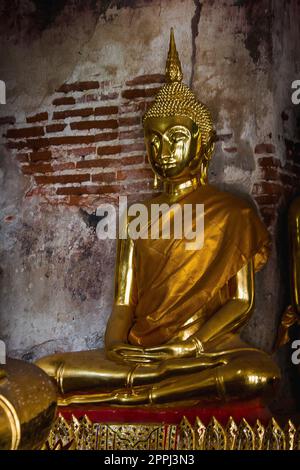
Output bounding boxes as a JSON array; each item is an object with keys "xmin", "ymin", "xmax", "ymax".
[{"xmin": 59, "ymin": 399, "xmax": 271, "ymax": 426}]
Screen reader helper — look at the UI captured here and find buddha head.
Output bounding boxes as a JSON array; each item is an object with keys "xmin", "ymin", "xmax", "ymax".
[{"xmin": 143, "ymin": 29, "xmax": 215, "ymax": 186}]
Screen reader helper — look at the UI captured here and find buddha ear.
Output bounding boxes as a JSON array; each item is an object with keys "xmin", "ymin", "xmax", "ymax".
[
  {"xmin": 196, "ymin": 129, "xmax": 216, "ymax": 184},
  {"xmin": 203, "ymin": 129, "xmax": 216, "ymax": 163},
  {"xmin": 191, "ymin": 123, "xmax": 202, "ymax": 161}
]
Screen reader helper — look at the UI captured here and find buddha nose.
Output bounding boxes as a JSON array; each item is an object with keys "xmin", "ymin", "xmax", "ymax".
[{"xmin": 161, "ymin": 136, "xmax": 172, "ymax": 158}]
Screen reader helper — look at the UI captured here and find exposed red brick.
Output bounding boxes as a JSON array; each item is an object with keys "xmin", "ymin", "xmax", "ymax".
[
  {"xmin": 119, "ymin": 116, "xmax": 141, "ymax": 127},
  {"xmin": 94, "ymin": 105, "xmax": 118, "ymax": 116},
  {"xmin": 70, "ymin": 119, "xmax": 118, "ymax": 131},
  {"xmin": 36, "ymin": 174, "xmax": 90, "ymax": 185},
  {"xmin": 99, "ymin": 80, "xmax": 111, "ymax": 89},
  {"xmin": 254, "ymin": 143, "xmax": 275, "ymax": 154},
  {"xmin": 26, "ymin": 112, "xmax": 48, "ymax": 123},
  {"xmin": 46, "ymin": 124, "xmax": 66, "ymax": 133},
  {"xmin": 119, "ymin": 129, "xmax": 144, "ymax": 140},
  {"xmin": 6, "ymin": 140, "xmax": 27, "ymax": 150},
  {"xmin": 29, "ymin": 150, "xmax": 52, "ymax": 162},
  {"xmin": 0, "ymin": 116, "xmax": 15, "ymax": 125},
  {"xmin": 97, "ymin": 142, "xmax": 143, "ymax": 156},
  {"xmin": 6, "ymin": 126, "xmax": 44, "ymax": 139},
  {"xmin": 53, "ymin": 108, "xmax": 94, "ymax": 120},
  {"xmin": 76, "ymin": 155, "xmax": 144, "ymax": 169},
  {"xmin": 223, "ymin": 147, "xmax": 237, "ymax": 153},
  {"xmin": 52, "ymin": 162, "xmax": 76, "ymax": 171},
  {"xmin": 121, "ymin": 87, "xmax": 160, "ymax": 100},
  {"xmin": 257, "ymin": 156, "xmax": 281, "ymax": 168},
  {"xmin": 117, "ymin": 168, "xmax": 153, "ymax": 181},
  {"xmin": 91, "ymin": 172, "xmax": 116, "ymax": 183},
  {"xmin": 94, "ymin": 131, "xmax": 118, "ymax": 143},
  {"xmin": 126, "ymin": 74, "xmax": 165, "ymax": 86},
  {"xmin": 252, "ymin": 182, "xmax": 283, "ymax": 197},
  {"xmin": 4, "ymin": 215, "xmax": 15, "ymax": 222},
  {"xmin": 11, "ymin": 138, "xmax": 49, "ymax": 150},
  {"xmin": 97, "ymin": 145, "xmax": 121, "ymax": 156},
  {"xmin": 120, "ymin": 155, "xmax": 146, "ymax": 166},
  {"xmin": 120, "ymin": 142, "xmax": 145, "ymax": 153},
  {"xmin": 254, "ymin": 195, "xmax": 280, "ymax": 205},
  {"xmin": 66, "ymin": 146, "xmax": 96, "ymax": 157},
  {"xmin": 22, "ymin": 163, "xmax": 53, "ymax": 174},
  {"xmin": 56, "ymin": 81, "xmax": 99, "ymax": 93},
  {"xmin": 76, "ymin": 159, "xmax": 110, "ymax": 169},
  {"xmin": 56, "ymin": 185, "xmax": 120, "ymax": 195},
  {"xmin": 52, "ymin": 97, "xmax": 75, "ymax": 106},
  {"xmin": 260, "ymin": 167, "xmax": 279, "ymax": 181},
  {"xmin": 48, "ymin": 136, "xmax": 95, "ymax": 146},
  {"xmin": 16, "ymin": 153, "xmax": 28, "ymax": 163},
  {"xmin": 68, "ymin": 195, "xmax": 85, "ymax": 206},
  {"xmin": 53, "ymin": 104, "xmax": 118, "ymax": 120}
]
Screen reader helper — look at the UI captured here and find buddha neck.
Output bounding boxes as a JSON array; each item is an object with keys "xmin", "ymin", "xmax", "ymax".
[{"xmin": 163, "ymin": 176, "xmax": 202, "ymax": 198}]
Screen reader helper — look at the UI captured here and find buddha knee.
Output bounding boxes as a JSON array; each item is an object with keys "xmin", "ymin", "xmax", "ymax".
[
  {"xmin": 241, "ymin": 356, "xmax": 281, "ymax": 398},
  {"xmin": 217, "ymin": 353, "xmax": 280, "ymax": 401}
]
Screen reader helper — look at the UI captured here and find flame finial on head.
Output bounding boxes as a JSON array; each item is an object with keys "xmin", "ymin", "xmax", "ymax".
[{"xmin": 165, "ymin": 28, "xmax": 183, "ymax": 83}]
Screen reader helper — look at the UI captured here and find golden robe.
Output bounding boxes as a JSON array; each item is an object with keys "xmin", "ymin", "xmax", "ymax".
[{"xmin": 127, "ymin": 184, "xmax": 270, "ymax": 347}]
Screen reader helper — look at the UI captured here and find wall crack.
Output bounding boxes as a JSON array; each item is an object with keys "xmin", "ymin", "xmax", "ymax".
[{"xmin": 189, "ymin": 0, "xmax": 202, "ymax": 87}]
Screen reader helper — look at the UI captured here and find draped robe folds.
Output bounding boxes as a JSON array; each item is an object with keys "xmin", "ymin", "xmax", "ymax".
[{"xmin": 127, "ymin": 184, "xmax": 270, "ymax": 347}]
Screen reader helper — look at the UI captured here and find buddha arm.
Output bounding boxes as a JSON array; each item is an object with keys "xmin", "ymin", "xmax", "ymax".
[
  {"xmin": 128, "ymin": 261, "xmax": 255, "ymax": 363},
  {"xmin": 193, "ymin": 260, "xmax": 254, "ymax": 346},
  {"xmin": 105, "ymin": 233, "xmax": 137, "ymax": 350},
  {"xmin": 289, "ymin": 197, "xmax": 300, "ymax": 315}
]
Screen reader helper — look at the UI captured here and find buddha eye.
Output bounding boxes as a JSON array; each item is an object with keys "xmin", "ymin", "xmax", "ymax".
[
  {"xmin": 171, "ymin": 132, "xmax": 188, "ymax": 143},
  {"xmin": 151, "ymin": 135, "xmax": 160, "ymax": 148}
]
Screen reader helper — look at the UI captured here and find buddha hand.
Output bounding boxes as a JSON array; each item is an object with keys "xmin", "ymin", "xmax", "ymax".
[
  {"xmin": 107, "ymin": 339, "xmax": 198, "ymax": 364},
  {"xmin": 106, "ymin": 343, "xmax": 149, "ymax": 364},
  {"xmin": 142, "ymin": 340, "xmax": 199, "ymax": 361}
]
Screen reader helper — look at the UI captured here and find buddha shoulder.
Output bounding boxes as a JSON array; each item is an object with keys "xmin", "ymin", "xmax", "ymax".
[{"xmin": 203, "ymin": 184, "xmax": 260, "ymax": 215}]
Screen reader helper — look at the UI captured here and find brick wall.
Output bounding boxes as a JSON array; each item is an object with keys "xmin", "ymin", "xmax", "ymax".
[
  {"xmin": 2, "ymin": 75, "xmax": 300, "ymax": 227},
  {"xmin": 252, "ymin": 142, "xmax": 300, "ymax": 230},
  {"xmin": 2, "ymin": 74, "xmax": 168, "ymax": 208}
]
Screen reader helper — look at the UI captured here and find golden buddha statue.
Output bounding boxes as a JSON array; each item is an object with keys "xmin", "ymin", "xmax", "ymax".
[
  {"xmin": 36, "ymin": 29, "xmax": 280, "ymax": 407},
  {"xmin": 275, "ymin": 197, "xmax": 300, "ymax": 348},
  {"xmin": 289, "ymin": 197, "xmax": 300, "ymax": 318}
]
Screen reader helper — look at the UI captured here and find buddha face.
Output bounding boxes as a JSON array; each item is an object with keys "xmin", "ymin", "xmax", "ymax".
[{"xmin": 144, "ymin": 116, "xmax": 201, "ymax": 181}]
